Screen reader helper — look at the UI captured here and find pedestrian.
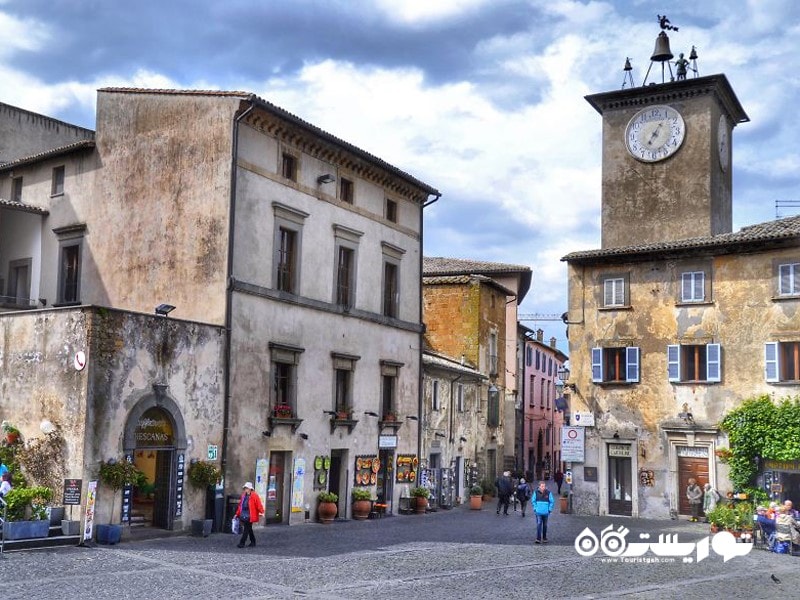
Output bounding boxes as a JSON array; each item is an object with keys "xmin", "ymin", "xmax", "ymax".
[
  {"xmin": 554, "ymin": 470, "xmax": 564, "ymax": 495},
  {"xmin": 702, "ymin": 482, "xmax": 719, "ymax": 522},
  {"xmin": 686, "ymin": 478, "xmax": 703, "ymax": 522},
  {"xmin": 495, "ymin": 471, "xmax": 513, "ymax": 515},
  {"xmin": 532, "ymin": 480, "xmax": 555, "ymax": 543},
  {"xmin": 0, "ymin": 472, "xmax": 11, "ymax": 497},
  {"xmin": 516, "ymin": 478, "xmax": 531, "ymax": 517},
  {"xmin": 774, "ymin": 504, "xmax": 800, "ymax": 553},
  {"xmin": 784, "ymin": 499, "xmax": 800, "ymax": 520},
  {"xmin": 235, "ymin": 481, "xmax": 264, "ymax": 548}
]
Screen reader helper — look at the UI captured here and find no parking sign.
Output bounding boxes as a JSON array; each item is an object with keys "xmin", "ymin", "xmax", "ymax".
[{"xmin": 561, "ymin": 427, "xmax": 585, "ymax": 462}]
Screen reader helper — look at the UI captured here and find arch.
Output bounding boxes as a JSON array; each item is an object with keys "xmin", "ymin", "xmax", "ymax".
[{"xmin": 123, "ymin": 384, "xmax": 187, "ymax": 453}]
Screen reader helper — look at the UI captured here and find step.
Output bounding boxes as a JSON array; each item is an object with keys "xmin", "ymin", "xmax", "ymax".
[{"xmin": 1, "ymin": 534, "xmax": 81, "ymax": 553}]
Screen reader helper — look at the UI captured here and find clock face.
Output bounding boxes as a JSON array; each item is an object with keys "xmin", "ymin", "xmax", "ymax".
[
  {"xmin": 624, "ymin": 105, "xmax": 686, "ymax": 163},
  {"xmin": 717, "ymin": 115, "xmax": 729, "ymax": 172}
]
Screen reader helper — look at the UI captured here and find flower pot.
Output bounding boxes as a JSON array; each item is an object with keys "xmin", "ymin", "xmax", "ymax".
[
  {"xmin": 352, "ymin": 499, "xmax": 371, "ymax": 520},
  {"xmin": 4, "ymin": 519, "xmax": 50, "ymax": 540},
  {"xmin": 318, "ymin": 501, "xmax": 337, "ymax": 524},
  {"xmin": 47, "ymin": 506, "xmax": 65, "ymax": 525},
  {"xmin": 5, "ymin": 432, "xmax": 19, "ymax": 444},
  {"xmin": 96, "ymin": 523, "xmax": 123, "ymax": 545},
  {"xmin": 469, "ymin": 495, "xmax": 483, "ymax": 510},
  {"xmin": 559, "ymin": 496, "xmax": 569, "ymax": 513},
  {"xmin": 414, "ymin": 496, "xmax": 428, "ymax": 514}
]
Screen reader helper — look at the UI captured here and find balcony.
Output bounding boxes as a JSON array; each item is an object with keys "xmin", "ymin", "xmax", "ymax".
[
  {"xmin": 268, "ymin": 405, "xmax": 303, "ymax": 433},
  {"xmin": 330, "ymin": 410, "xmax": 359, "ymax": 434}
]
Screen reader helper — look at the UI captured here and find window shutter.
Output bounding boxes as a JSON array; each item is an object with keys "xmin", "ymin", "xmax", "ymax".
[
  {"xmin": 765, "ymin": 342, "xmax": 779, "ymax": 382},
  {"xmin": 667, "ymin": 345, "xmax": 680, "ymax": 382},
  {"xmin": 604, "ymin": 280, "xmax": 613, "ymax": 306},
  {"xmin": 694, "ymin": 273, "xmax": 704, "ymax": 301},
  {"xmin": 681, "ymin": 273, "xmax": 692, "ymax": 302},
  {"xmin": 706, "ymin": 343, "xmax": 721, "ymax": 382},
  {"xmin": 626, "ymin": 347, "xmax": 640, "ymax": 382},
  {"xmin": 432, "ymin": 380, "xmax": 439, "ymax": 411},
  {"xmin": 780, "ymin": 264, "xmax": 794, "ymax": 295},
  {"xmin": 591, "ymin": 347, "xmax": 603, "ymax": 382}
]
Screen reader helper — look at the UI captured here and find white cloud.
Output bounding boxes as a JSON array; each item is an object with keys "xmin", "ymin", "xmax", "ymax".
[{"xmin": 373, "ymin": 0, "xmax": 498, "ymax": 25}]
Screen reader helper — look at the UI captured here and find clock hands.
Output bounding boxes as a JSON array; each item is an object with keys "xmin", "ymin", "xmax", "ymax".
[{"xmin": 646, "ymin": 122, "xmax": 664, "ymax": 147}]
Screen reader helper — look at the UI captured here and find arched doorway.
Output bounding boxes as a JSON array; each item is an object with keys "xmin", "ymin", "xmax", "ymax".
[{"xmin": 123, "ymin": 387, "xmax": 187, "ymax": 530}]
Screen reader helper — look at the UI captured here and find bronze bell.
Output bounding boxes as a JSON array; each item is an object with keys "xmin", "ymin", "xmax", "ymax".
[{"xmin": 650, "ymin": 31, "xmax": 673, "ymax": 62}]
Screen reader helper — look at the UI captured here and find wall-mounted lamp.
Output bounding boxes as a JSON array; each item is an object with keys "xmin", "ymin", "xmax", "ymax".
[
  {"xmin": 459, "ymin": 436, "xmax": 467, "ymax": 443},
  {"xmin": 299, "ymin": 433, "xmax": 309, "ymax": 440},
  {"xmin": 40, "ymin": 419, "xmax": 56, "ymax": 435},
  {"xmin": 38, "ymin": 298, "xmax": 47, "ymax": 306},
  {"xmin": 434, "ymin": 432, "xmax": 446, "ymax": 439},
  {"xmin": 155, "ymin": 303, "xmax": 176, "ymax": 316},
  {"xmin": 613, "ymin": 431, "xmax": 620, "ymax": 439},
  {"xmin": 405, "ymin": 415, "xmax": 419, "ymax": 421},
  {"xmin": 317, "ymin": 174, "xmax": 335, "ymax": 184},
  {"xmin": 262, "ymin": 430, "xmax": 272, "ymax": 437},
  {"xmin": 364, "ymin": 411, "xmax": 379, "ymax": 417},
  {"xmin": 322, "ymin": 410, "xmax": 337, "ymax": 416}
]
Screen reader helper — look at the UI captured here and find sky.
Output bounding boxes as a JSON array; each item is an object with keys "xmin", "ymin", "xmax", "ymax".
[{"xmin": 1, "ymin": 0, "xmax": 799, "ymax": 353}]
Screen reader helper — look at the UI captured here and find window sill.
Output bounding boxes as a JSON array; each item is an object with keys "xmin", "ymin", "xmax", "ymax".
[
  {"xmin": 50, "ymin": 192, "xmax": 64, "ymax": 198},
  {"xmin": 268, "ymin": 416, "xmax": 303, "ymax": 433},
  {"xmin": 675, "ymin": 300, "xmax": 714, "ymax": 307},
  {"xmin": 772, "ymin": 295, "xmax": 800, "ymax": 302},
  {"xmin": 598, "ymin": 305, "xmax": 632, "ymax": 311},
  {"xmin": 594, "ymin": 381, "xmax": 637, "ymax": 386},
  {"xmin": 52, "ymin": 301, "xmax": 81, "ymax": 308},
  {"xmin": 768, "ymin": 381, "xmax": 800, "ymax": 385},
  {"xmin": 670, "ymin": 381, "xmax": 719, "ymax": 385},
  {"xmin": 379, "ymin": 420, "xmax": 403, "ymax": 431},
  {"xmin": 330, "ymin": 418, "xmax": 359, "ymax": 434}
]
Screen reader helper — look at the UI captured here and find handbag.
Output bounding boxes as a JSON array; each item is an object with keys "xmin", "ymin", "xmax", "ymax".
[{"xmin": 231, "ymin": 517, "xmax": 240, "ymax": 535}]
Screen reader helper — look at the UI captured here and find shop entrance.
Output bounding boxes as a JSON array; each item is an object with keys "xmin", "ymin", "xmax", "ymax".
[
  {"xmin": 130, "ymin": 407, "xmax": 177, "ymax": 529},
  {"xmin": 377, "ymin": 448, "xmax": 394, "ymax": 512},
  {"xmin": 265, "ymin": 451, "xmax": 288, "ymax": 524},
  {"xmin": 608, "ymin": 443, "xmax": 632, "ymax": 516},
  {"xmin": 677, "ymin": 450, "xmax": 709, "ymax": 515}
]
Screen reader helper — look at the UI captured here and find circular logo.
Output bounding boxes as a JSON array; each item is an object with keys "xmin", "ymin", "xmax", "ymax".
[{"xmin": 74, "ymin": 351, "xmax": 86, "ymax": 371}]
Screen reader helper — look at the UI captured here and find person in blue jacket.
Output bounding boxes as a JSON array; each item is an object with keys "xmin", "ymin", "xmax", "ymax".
[{"xmin": 532, "ymin": 480, "xmax": 555, "ymax": 543}]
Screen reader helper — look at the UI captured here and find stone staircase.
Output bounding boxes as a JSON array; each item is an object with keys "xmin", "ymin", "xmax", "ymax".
[{"xmin": 0, "ymin": 522, "xmax": 81, "ymax": 554}]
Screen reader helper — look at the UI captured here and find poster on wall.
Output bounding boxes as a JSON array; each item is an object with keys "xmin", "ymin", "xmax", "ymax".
[
  {"xmin": 255, "ymin": 458, "xmax": 269, "ymax": 503},
  {"xmin": 291, "ymin": 458, "xmax": 305, "ymax": 513},
  {"xmin": 83, "ymin": 480, "xmax": 98, "ymax": 542}
]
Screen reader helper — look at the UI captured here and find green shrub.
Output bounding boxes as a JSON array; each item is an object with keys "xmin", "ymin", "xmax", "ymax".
[
  {"xmin": 351, "ymin": 488, "xmax": 372, "ymax": 501},
  {"xmin": 318, "ymin": 491, "xmax": 338, "ymax": 503},
  {"xmin": 410, "ymin": 486, "xmax": 430, "ymax": 498},
  {"xmin": 4, "ymin": 486, "xmax": 53, "ymax": 521},
  {"xmin": 470, "ymin": 484, "xmax": 483, "ymax": 496},
  {"xmin": 187, "ymin": 460, "xmax": 222, "ymax": 489}
]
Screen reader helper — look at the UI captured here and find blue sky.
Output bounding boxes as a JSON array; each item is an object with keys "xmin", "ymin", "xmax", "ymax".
[{"xmin": 1, "ymin": 0, "xmax": 798, "ymax": 352}]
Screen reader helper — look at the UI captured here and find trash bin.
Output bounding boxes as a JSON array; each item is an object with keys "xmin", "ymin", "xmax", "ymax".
[
  {"xmin": 207, "ymin": 484, "xmax": 225, "ymax": 532},
  {"xmin": 225, "ymin": 494, "xmax": 240, "ymax": 533}
]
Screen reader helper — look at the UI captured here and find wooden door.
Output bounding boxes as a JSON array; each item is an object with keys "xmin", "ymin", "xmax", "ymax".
[
  {"xmin": 608, "ymin": 456, "xmax": 632, "ymax": 516},
  {"xmin": 678, "ymin": 456, "xmax": 708, "ymax": 515}
]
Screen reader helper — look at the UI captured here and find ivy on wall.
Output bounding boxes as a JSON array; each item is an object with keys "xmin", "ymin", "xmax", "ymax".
[{"xmin": 720, "ymin": 395, "xmax": 800, "ymax": 490}]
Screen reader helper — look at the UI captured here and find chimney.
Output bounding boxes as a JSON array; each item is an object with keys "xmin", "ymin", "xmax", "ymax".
[
  {"xmin": 536, "ymin": 329, "xmax": 544, "ymax": 342},
  {"xmin": 549, "ymin": 337, "xmax": 557, "ymax": 348}
]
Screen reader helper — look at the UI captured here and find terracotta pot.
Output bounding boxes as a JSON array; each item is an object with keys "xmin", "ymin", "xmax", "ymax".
[
  {"xmin": 414, "ymin": 496, "xmax": 428, "ymax": 514},
  {"xmin": 469, "ymin": 495, "xmax": 483, "ymax": 510},
  {"xmin": 5, "ymin": 432, "xmax": 19, "ymax": 444},
  {"xmin": 559, "ymin": 496, "xmax": 569, "ymax": 513},
  {"xmin": 318, "ymin": 501, "xmax": 337, "ymax": 524},
  {"xmin": 352, "ymin": 499, "xmax": 371, "ymax": 520}
]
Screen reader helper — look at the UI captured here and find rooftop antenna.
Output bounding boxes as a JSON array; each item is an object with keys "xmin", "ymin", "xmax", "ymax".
[{"xmin": 621, "ymin": 57, "xmax": 635, "ymax": 89}]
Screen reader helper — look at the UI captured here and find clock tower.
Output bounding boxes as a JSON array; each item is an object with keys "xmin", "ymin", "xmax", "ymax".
[{"xmin": 585, "ymin": 73, "xmax": 748, "ymax": 249}]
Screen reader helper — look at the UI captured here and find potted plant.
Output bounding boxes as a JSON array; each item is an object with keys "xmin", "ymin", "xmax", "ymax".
[
  {"xmin": 351, "ymin": 487, "xmax": 373, "ymax": 520},
  {"xmin": 187, "ymin": 460, "xmax": 222, "ymax": 537},
  {"xmin": 559, "ymin": 491, "xmax": 569, "ymax": 513},
  {"xmin": 96, "ymin": 458, "xmax": 144, "ymax": 544},
  {"xmin": 469, "ymin": 484, "xmax": 483, "ymax": 510},
  {"xmin": 2, "ymin": 485, "xmax": 53, "ymax": 540},
  {"xmin": 274, "ymin": 404, "xmax": 294, "ymax": 418},
  {"xmin": 318, "ymin": 491, "xmax": 338, "ymax": 524},
  {"xmin": 410, "ymin": 486, "xmax": 430, "ymax": 514},
  {"xmin": 480, "ymin": 479, "xmax": 495, "ymax": 502},
  {"xmin": 2, "ymin": 420, "xmax": 21, "ymax": 445}
]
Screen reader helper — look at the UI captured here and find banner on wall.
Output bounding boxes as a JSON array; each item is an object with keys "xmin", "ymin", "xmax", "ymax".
[
  {"xmin": 291, "ymin": 458, "xmax": 306, "ymax": 513},
  {"xmin": 255, "ymin": 458, "xmax": 269, "ymax": 503},
  {"xmin": 83, "ymin": 480, "xmax": 98, "ymax": 542}
]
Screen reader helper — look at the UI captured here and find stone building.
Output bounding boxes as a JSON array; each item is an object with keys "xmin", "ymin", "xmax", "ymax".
[
  {"xmin": 422, "ymin": 257, "xmax": 531, "ymax": 487},
  {"xmin": 0, "ymin": 88, "xmax": 438, "ymax": 531},
  {"xmin": 556, "ymin": 41, "xmax": 800, "ymax": 517}
]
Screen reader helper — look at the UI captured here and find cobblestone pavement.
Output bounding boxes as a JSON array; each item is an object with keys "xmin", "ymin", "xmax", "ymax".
[{"xmin": 2, "ymin": 496, "xmax": 798, "ymax": 599}]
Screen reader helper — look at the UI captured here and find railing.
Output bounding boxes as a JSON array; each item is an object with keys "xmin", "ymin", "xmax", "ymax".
[{"xmin": 1, "ymin": 495, "xmax": 6, "ymax": 558}]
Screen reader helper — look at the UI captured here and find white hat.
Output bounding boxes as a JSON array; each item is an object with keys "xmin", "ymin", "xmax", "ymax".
[{"xmin": 243, "ymin": 481, "xmax": 254, "ymax": 490}]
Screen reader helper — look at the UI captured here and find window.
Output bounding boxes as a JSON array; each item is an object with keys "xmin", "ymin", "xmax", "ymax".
[
  {"xmin": 385, "ymin": 198, "xmax": 397, "ymax": 223},
  {"xmin": 273, "ymin": 203, "xmax": 307, "ymax": 295},
  {"xmin": 382, "ymin": 261, "xmax": 398, "ymax": 317},
  {"xmin": 765, "ymin": 342, "xmax": 800, "ymax": 382},
  {"xmin": 380, "ymin": 360, "xmax": 402, "ymax": 419},
  {"xmin": 681, "ymin": 271, "xmax": 705, "ymax": 302},
  {"xmin": 603, "ymin": 276, "xmax": 626, "ymax": 307},
  {"xmin": 336, "ymin": 246, "xmax": 354, "ymax": 307},
  {"xmin": 11, "ymin": 177, "xmax": 22, "ymax": 203},
  {"xmin": 591, "ymin": 347, "xmax": 640, "ymax": 383},
  {"xmin": 51, "ymin": 166, "xmax": 65, "ymax": 196},
  {"xmin": 539, "ymin": 378, "xmax": 545, "ymax": 407},
  {"xmin": 59, "ymin": 245, "xmax": 80, "ymax": 303},
  {"xmin": 779, "ymin": 263, "xmax": 800, "ymax": 296},
  {"xmin": 487, "ymin": 385, "xmax": 500, "ymax": 427},
  {"xmin": 432, "ymin": 380, "xmax": 440, "ymax": 410},
  {"xmin": 488, "ymin": 332, "xmax": 498, "ymax": 376},
  {"xmin": 535, "ymin": 350, "xmax": 540, "ymax": 370},
  {"xmin": 529, "ymin": 374, "xmax": 535, "ymax": 407},
  {"xmin": 528, "ymin": 419, "xmax": 534, "ymax": 443},
  {"xmin": 281, "ymin": 153, "xmax": 297, "ymax": 182},
  {"xmin": 525, "ymin": 346, "xmax": 532, "ymax": 366},
  {"xmin": 269, "ymin": 342, "xmax": 304, "ymax": 417},
  {"xmin": 332, "ymin": 353, "xmax": 359, "ymax": 414},
  {"xmin": 667, "ymin": 343, "xmax": 721, "ymax": 383},
  {"xmin": 456, "ymin": 383, "xmax": 465, "ymax": 412},
  {"xmin": 340, "ymin": 178, "xmax": 354, "ymax": 204}
]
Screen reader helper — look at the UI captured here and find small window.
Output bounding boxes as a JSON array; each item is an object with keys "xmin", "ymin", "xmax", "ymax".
[
  {"xmin": 340, "ymin": 178, "xmax": 354, "ymax": 204},
  {"xmin": 381, "ymin": 374, "xmax": 396, "ymax": 418},
  {"xmin": 487, "ymin": 385, "xmax": 500, "ymax": 427},
  {"xmin": 488, "ymin": 332, "xmax": 498, "ymax": 376},
  {"xmin": 382, "ymin": 260, "xmax": 399, "ymax": 318},
  {"xmin": 765, "ymin": 342, "xmax": 800, "ymax": 382},
  {"xmin": 456, "ymin": 383, "xmax": 465, "ymax": 412},
  {"xmin": 269, "ymin": 342, "xmax": 304, "ymax": 418},
  {"xmin": 667, "ymin": 343, "xmax": 721, "ymax": 383},
  {"xmin": 11, "ymin": 177, "xmax": 22, "ymax": 203},
  {"xmin": 779, "ymin": 263, "xmax": 800, "ymax": 296},
  {"xmin": 51, "ymin": 166, "xmax": 65, "ymax": 196},
  {"xmin": 276, "ymin": 227, "xmax": 297, "ymax": 293},
  {"xmin": 281, "ymin": 153, "xmax": 297, "ymax": 182},
  {"xmin": 681, "ymin": 271, "xmax": 705, "ymax": 302},
  {"xmin": 432, "ymin": 380, "xmax": 440, "ymax": 411},
  {"xmin": 385, "ymin": 198, "xmax": 397, "ymax": 223},
  {"xmin": 59, "ymin": 244, "xmax": 81, "ymax": 304},
  {"xmin": 591, "ymin": 347, "xmax": 640, "ymax": 383},
  {"xmin": 525, "ymin": 346, "xmax": 532, "ymax": 366},
  {"xmin": 603, "ymin": 277, "xmax": 626, "ymax": 307},
  {"xmin": 529, "ymin": 374, "xmax": 535, "ymax": 407}
]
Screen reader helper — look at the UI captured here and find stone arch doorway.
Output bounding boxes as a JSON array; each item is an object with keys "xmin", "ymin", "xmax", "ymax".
[{"xmin": 123, "ymin": 386, "xmax": 187, "ymax": 530}]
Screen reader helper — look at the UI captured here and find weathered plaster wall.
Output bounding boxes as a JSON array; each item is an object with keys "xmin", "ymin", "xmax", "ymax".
[{"xmin": 0, "ymin": 102, "xmax": 94, "ymax": 164}]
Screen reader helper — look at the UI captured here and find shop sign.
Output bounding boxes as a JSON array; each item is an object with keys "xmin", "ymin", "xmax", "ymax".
[
  {"xmin": 677, "ymin": 446, "xmax": 708, "ymax": 458},
  {"xmin": 63, "ymin": 478, "xmax": 82, "ymax": 505},
  {"xmin": 608, "ymin": 444, "xmax": 631, "ymax": 458},
  {"xmin": 135, "ymin": 407, "xmax": 174, "ymax": 446},
  {"xmin": 763, "ymin": 459, "xmax": 800, "ymax": 472},
  {"xmin": 379, "ymin": 435, "xmax": 397, "ymax": 449},
  {"xmin": 573, "ymin": 412, "xmax": 595, "ymax": 426}
]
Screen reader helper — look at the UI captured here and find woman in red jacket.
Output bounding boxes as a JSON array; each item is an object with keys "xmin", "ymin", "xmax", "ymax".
[{"xmin": 235, "ymin": 481, "xmax": 265, "ymax": 548}]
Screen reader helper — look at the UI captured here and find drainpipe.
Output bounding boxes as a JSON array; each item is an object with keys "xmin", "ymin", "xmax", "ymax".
[
  {"xmin": 419, "ymin": 192, "xmax": 441, "ymax": 461},
  {"xmin": 221, "ymin": 96, "xmax": 257, "ymax": 488}
]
